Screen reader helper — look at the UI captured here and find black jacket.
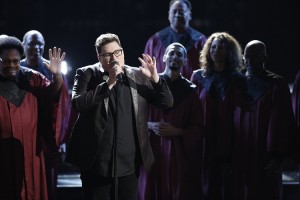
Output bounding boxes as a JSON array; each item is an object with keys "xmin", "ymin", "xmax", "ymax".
[{"xmin": 65, "ymin": 63, "xmax": 173, "ymax": 171}]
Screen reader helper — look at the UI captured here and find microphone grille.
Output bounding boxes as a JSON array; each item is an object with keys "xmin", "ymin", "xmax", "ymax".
[{"xmin": 110, "ymin": 60, "xmax": 119, "ymax": 66}]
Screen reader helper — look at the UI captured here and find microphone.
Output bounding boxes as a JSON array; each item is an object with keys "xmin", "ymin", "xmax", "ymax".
[{"xmin": 110, "ymin": 60, "xmax": 124, "ymax": 83}]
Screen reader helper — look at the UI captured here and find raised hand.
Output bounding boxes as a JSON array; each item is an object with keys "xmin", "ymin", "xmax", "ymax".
[
  {"xmin": 44, "ymin": 47, "xmax": 66, "ymax": 75},
  {"xmin": 138, "ymin": 54, "xmax": 159, "ymax": 83}
]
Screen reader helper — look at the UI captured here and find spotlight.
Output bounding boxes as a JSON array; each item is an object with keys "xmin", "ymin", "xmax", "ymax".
[{"xmin": 61, "ymin": 61, "xmax": 68, "ymax": 75}]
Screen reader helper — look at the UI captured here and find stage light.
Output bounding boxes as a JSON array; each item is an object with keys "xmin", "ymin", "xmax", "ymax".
[{"xmin": 61, "ymin": 61, "xmax": 68, "ymax": 75}]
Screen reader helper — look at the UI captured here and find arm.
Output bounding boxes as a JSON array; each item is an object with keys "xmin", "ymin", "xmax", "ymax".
[
  {"xmin": 71, "ymin": 67, "xmax": 112, "ymax": 112},
  {"xmin": 149, "ymin": 122, "xmax": 204, "ymax": 137},
  {"xmin": 148, "ymin": 121, "xmax": 184, "ymax": 137},
  {"xmin": 148, "ymin": 91, "xmax": 204, "ymax": 137},
  {"xmin": 138, "ymin": 54, "xmax": 173, "ymax": 108},
  {"xmin": 268, "ymin": 79, "xmax": 296, "ymax": 155}
]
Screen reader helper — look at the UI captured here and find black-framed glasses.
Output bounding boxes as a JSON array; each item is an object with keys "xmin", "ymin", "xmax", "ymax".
[
  {"xmin": 0, "ymin": 58, "xmax": 20, "ymax": 65},
  {"xmin": 99, "ymin": 49, "xmax": 123, "ymax": 60}
]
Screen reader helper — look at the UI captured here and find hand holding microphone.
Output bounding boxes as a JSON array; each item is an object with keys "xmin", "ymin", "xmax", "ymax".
[{"xmin": 107, "ymin": 60, "xmax": 124, "ymax": 89}]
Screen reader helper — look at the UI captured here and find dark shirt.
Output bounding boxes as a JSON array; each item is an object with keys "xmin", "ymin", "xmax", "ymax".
[
  {"xmin": 161, "ymin": 75, "xmax": 196, "ymax": 110},
  {"xmin": 91, "ymin": 76, "xmax": 140, "ymax": 177}
]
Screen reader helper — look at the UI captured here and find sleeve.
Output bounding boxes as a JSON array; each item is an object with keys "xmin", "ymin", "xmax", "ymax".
[
  {"xmin": 30, "ymin": 72, "xmax": 61, "ymax": 156},
  {"xmin": 54, "ymin": 75, "xmax": 72, "ymax": 145},
  {"xmin": 30, "ymin": 71, "xmax": 72, "ymax": 147},
  {"xmin": 71, "ymin": 68, "xmax": 112, "ymax": 112},
  {"xmin": 147, "ymin": 76, "xmax": 173, "ymax": 109},
  {"xmin": 267, "ymin": 79, "xmax": 298, "ymax": 156}
]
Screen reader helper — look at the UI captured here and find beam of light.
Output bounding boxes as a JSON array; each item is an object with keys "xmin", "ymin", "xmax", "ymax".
[{"xmin": 61, "ymin": 61, "xmax": 68, "ymax": 75}]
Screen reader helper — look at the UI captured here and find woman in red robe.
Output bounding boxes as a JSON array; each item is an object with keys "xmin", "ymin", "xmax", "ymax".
[{"xmin": 191, "ymin": 32, "xmax": 246, "ymax": 200}]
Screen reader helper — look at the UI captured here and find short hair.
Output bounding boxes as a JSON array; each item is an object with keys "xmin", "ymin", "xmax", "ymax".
[
  {"xmin": 169, "ymin": 0, "xmax": 192, "ymax": 11},
  {"xmin": 165, "ymin": 42, "xmax": 187, "ymax": 58},
  {"xmin": 0, "ymin": 36, "xmax": 24, "ymax": 56},
  {"xmin": 95, "ymin": 33, "xmax": 122, "ymax": 55}
]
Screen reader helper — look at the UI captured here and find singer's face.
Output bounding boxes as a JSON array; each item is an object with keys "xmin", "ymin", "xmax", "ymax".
[{"xmin": 98, "ymin": 41, "xmax": 125, "ymax": 72}]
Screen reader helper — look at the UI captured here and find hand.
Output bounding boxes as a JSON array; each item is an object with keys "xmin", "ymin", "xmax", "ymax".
[
  {"xmin": 58, "ymin": 143, "xmax": 66, "ymax": 153},
  {"xmin": 107, "ymin": 62, "xmax": 123, "ymax": 89},
  {"xmin": 58, "ymin": 143, "xmax": 67, "ymax": 161},
  {"xmin": 138, "ymin": 54, "xmax": 159, "ymax": 83},
  {"xmin": 44, "ymin": 47, "xmax": 66, "ymax": 75},
  {"xmin": 148, "ymin": 122, "xmax": 182, "ymax": 137}
]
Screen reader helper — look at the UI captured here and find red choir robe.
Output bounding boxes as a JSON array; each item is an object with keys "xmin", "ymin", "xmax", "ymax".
[
  {"xmin": 138, "ymin": 75, "xmax": 204, "ymax": 200},
  {"xmin": 144, "ymin": 27, "xmax": 206, "ymax": 79},
  {"xmin": 20, "ymin": 58, "xmax": 71, "ymax": 200},
  {"xmin": 0, "ymin": 67, "xmax": 61, "ymax": 200},
  {"xmin": 191, "ymin": 69, "xmax": 246, "ymax": 200},
  {"xmin": 233, "ymin": 70, "xmax": 297, "ymax": 200},
  {"xmin": 20, "ymin": 58, "xmax": 71, "ymax": 146}
]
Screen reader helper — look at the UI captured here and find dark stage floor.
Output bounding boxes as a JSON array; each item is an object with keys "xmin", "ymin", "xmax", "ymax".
[{"xmin": 57, "ymin": 162, "xmax": 300, "ymax": 200}]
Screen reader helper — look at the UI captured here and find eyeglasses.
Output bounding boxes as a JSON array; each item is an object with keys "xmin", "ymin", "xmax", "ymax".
[
  {"xmin": 0, "ymin": 58, "xmax": 20, "ymax": 65},
  {"xmin": 99, "ymin": 49, "xmax": 123, "ymax": 60}
]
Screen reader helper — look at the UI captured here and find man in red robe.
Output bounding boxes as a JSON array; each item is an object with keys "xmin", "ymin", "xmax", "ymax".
[
  {"xmin": 144, "ymin": 0, "xmax": 206, "ymax": 79},
  {"xmin": 138, "ymin": 43, "xmax": 204, "ymax": 200},
  {"xmin": 0, "ymin": 36, "xmax": 65, "ymax": 200},
  {"xmin": 21, "ymin": 30, "xmax": 72, "ymax": 200},
  {"xmin": 232, "ymin": 40, "xmax": 297, "ymax": 200}
]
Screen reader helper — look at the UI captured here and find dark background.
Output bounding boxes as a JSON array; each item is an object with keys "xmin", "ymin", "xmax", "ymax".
[{"xmin": 1, "ymin": 0, "xmax": 299, "ymax": 85}]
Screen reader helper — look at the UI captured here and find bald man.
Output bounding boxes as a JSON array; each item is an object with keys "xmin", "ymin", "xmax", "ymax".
[
  {"xmin": 21, "ymin": 30, "xmax": 52, "ymax": 79},
  {"xmin": 232, "ymin": 40, "xmax": 297, "ymax": 200},
  {"xmin": 21, "ymin": 30, "xmax": 72, "ymax": 200}
]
